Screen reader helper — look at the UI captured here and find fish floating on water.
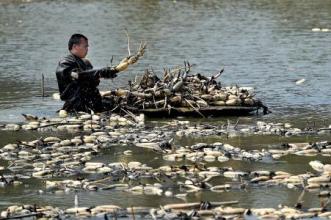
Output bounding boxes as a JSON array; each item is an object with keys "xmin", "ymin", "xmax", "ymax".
[
  {"xmin": 312, "ymin": 28, "xmax": 330, "ymax": 32},
  {"xmin": 295, "ymin": 78, "xmax": 306, "ymax": 85},
  {"xmin": 0, "ymin": 111, "xmax": 331, "ymax": 217}
]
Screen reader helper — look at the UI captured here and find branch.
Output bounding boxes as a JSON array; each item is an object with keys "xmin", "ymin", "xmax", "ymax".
[{"xmin": 124, "ymin": 28, "xmax": 131, "ymax": 56}]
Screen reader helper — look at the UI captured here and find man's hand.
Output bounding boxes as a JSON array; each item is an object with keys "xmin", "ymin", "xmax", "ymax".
[{"xmin": 99, "ymin": 67, "xmax": 118, "ymax": 78}]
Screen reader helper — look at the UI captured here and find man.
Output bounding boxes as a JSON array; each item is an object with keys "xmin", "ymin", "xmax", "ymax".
[{"xmin": 56, "ymin": 34, "xmax": 128, "ymax": 113}]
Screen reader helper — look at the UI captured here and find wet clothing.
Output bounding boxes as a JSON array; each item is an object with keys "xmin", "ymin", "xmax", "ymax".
[{"xmin": 56, "ymin": 53, "xmax": 117, "ymax": 112}]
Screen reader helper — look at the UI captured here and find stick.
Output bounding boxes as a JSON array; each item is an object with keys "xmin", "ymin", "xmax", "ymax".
[
  {"xmin": 134, "ymin": 75, "xmax": 139, "ymax": 84},
  {"xmin": 171, "ymin": 62, "xmax": 194, "ymax": 75},
  {"xmin": 320, "ymin": 197, "xmax": 331, "ymax": 210},
  {"xmin": 163, "ymin": 201, "xmax": 239, "ymax": 210},
  {"xmin": 226, "ymin": 119, "xmax": 231, "ymax": 139},
  {"xmin": 124, "ymin": 28, "xmax": 131, "ymax": 56},
  {"xmin": 163, "ymin": 96, "xmax": 167, "ymax": 109},
  {"xmin": 120, "ymin": 108, "xmax": 138, "ymax": 123},
  {"xmin": 234, "ymin": 118, "xmax": 240, "ymax": 130},
  {"xmin": 192, "ymin": 95, "xmax": 206, "ymax": 103},
  {"xmin": 130, "ymin": 206, "xmax": 136, "ymax": 220},
  {"xmin": 212, "ymin": 68, "xmax": 224, "ymax": 80},
  {"xmin": 169, "ymin": 65, "xmax": 193, "ymax": 75},
  {"xmin": 121, "ymin": 107, "xmax": 136, "ymax": 119},
  {"xmin": 167, "ymin": 104, "xmax": 172, "ymax": 115},
  {"xmin": 113, "ymin": 210, "xmax": 118, "ymax": 220},
  {"xmin": 74, "ymin": 194, "xmax": 79, "ymax": 208},
  {"xmin": 41, "ymin": 73, "xmax": 45, "ymax": 97},
  {"xmin": 295, "ymin": 190, "xmax": 305, "ymax": 209},
  {"xmin": 184, "ymin": 98, "xmax": 205, "ymax": 118},
  {"xmin": 90, "ymin": 111, "xmax": 93, "ymax": 131},
  {"xmin": 152, "ymin": 95, "xmax": 157, "ymax": 109},
  {"xmin": 110, "ymin": 55, "xmax": 114, "ymax": 66},
  {"xmin": 89, "ymin": 176, "xmax": 112, "ymax": 184},
  {"xmin": 111, "ymin": 104, "xmax": 121, "ymax": 112}
]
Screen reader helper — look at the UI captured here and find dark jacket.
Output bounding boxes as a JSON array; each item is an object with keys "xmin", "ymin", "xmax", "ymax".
[{"xmin": 56, "ymin": 53, "xmax": 117, "ymax": 112}]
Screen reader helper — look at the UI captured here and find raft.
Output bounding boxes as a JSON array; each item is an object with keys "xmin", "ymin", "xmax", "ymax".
[{"xmin": 125, "ymin": 105, "xmax": 261, "ymax": 117}]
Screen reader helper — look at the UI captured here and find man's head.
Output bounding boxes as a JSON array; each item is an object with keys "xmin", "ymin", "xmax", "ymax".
[{"xmin": 68, "ymin": 34, "xmax": 89, "ymax": 58}]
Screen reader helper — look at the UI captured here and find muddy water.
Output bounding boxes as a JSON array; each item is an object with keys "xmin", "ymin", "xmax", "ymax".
[{"xmin": 0, "ymin": 0, "xmax": 330, "ymax": 214}]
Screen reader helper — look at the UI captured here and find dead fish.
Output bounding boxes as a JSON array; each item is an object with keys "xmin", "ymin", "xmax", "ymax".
[
  {"xmin": 295, "ymin": 78, "xmax": 306, "ymax": 85},
  {"xmin": 22, "ymin": 113, "xmax": 39, "ymax": 121},
  {"xmin": 309, "ymin": 160, "xmax": 324, "ymax": 172},
  {"xmin": 3, "ymin": 124, "xmax": 20, "ymax": 131}
]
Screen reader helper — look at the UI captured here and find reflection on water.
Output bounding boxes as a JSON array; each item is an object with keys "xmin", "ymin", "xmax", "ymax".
[{"xmin": 0, "ymin": 0, "xmax": 330, "ymax": 213}]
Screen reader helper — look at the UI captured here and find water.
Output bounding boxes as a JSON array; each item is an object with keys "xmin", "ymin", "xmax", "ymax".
[{"xmin": 0, "ymin": 0, "xmax": 330, "ymax": 214}]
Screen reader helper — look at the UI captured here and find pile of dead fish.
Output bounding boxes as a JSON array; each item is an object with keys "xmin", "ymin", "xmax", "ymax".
[
  {"xmin": 0, "ymin": 112, "xmax": 145, "ymax": 132},
  {"xmin": 5, "ymin": 112, "xmax": 329, "ymax": 139},
  {"xmin": 160, "ymin": 140, "xmax": 331, "ymax": 163},
  {"xmin": 174, "ymin": 120, "xmax": 331, "ymax": 137},
  {"xmin": 102, "ymin": 65, "xmax": 263, "ymax": 111},
  {"xmin": 269, "ymin": 141, "xmax": 331, "ymax": 159},
  {"xmin": 1, "ymin": 111, "xmax": 331, "ymax": 219},
  {"xmin": 0, "ymin": 113, "xmax": 329, "ymax": 186},
  {"xmin": 3, "ymin": 202, "xmax": 331, "ymax": 219},
  {"xmin": 162, "ymin": 142, "xmax": 272, "ymax": 163},
  {"xmin": 0, "ymin": 112, "xmax": 149, "ymax": 184},
  {"xmin": 217, "ymin": 160, "xmax": 331, "ymax": 194},
  {"xmin": 254, "ymin": 121, "xmax": 331, "ymax": 136}
]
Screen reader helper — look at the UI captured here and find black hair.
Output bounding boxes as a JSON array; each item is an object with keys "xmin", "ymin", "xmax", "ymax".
[{"xmin": 68, "ymin": 33, "xmax": 88, "ymax": 50}]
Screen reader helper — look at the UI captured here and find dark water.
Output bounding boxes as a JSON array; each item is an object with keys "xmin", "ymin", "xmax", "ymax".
[{"xmin": 0, "ymin": 0, "xmax": 330, "ymax": 213}]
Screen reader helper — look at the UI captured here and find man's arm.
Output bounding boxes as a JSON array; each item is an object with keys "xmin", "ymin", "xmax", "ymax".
[
  {"xmin": 57, "ymin": 57, "xmax": 118, "ymax": 81},
  {"xmin": 72, "ymin": 67, "xmax": 118, "ymax": 81},
  {"xmin": 56, "ymin": 59, "xmax": 75, "ymax": 82},
  {"xmin": 57, "ymin": 55, "xmax": 132, "ymax": 85}
]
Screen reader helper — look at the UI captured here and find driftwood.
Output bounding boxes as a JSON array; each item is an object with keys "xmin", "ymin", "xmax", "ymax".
[
  {"xmin": 103, "ymin": 65, "xmax": 268, "ymax": 117},
  {"xmin": 163, "ymin": 200, "xmax": 239, "ymax": 210}
]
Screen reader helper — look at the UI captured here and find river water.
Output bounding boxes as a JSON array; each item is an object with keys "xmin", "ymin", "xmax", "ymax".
[{"xmin": 0, "ymin": 0, "xmax": 330, "ymax": 216}]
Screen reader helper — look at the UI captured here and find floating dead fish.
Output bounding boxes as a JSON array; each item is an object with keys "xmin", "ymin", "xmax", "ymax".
[
  {"xmin": 214, "ymin": 207, "xmax": 245, "ymax": 215},
  {"xmin": 210, "ymin": 184, "xmax": 231, "ymax": 192},
  {"xmin": 59, "ymin": 110, "xmax": 68, "ymax": 118},
  {"xmin": 295, "ymin": 78, "xmax": 306, "ymax": 85},
  {"xmin": 3, "ymin": 124, "xmax": 20, "ymax": 131},
  {"xmin": 309, "ymin": 160, "xmax": 324, "ymax": 172},
  {"xmin": 223, "ymin": 171, "xmax": 247, "ymax": 179},
  {"xmin": 102, "ymin": 184, "xmax": 129, "ymax": 190},
  {"xmin": 91, "ymin": 205, "xmax": 121, "ymax": 215},
  {"xmin": 65, "ymin": 207, "xmax": 90, "ymax": 214},
  {"xmin": 307, "ymin": 176, "xmax": 331, "ymax": 184},
  {"xmin": 123, "ymin": 150, "xmax": 133, "ymax": 155},
  {"xmin": 32, "ymin": 170, "xmax": 54, "ymax": 178}
]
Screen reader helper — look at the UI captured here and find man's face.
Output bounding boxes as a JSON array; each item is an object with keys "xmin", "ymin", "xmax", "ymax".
[{"xmin": 73, "ymin": 38, "xmax": 89, "ymax": 58}]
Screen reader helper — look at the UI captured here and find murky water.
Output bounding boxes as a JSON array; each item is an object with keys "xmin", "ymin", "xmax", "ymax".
[{"xmin": 0, "ymin": 0, "xmax": 330, "ymax": 215}]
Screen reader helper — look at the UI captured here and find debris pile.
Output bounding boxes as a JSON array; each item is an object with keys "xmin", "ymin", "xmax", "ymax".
[{"xmin": 101, "ymin": 64, "xmax": 269, "ymax": 116}]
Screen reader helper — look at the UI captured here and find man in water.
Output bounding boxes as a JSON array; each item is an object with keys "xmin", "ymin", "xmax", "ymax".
[{"xmin": 56, "ymin": 33, "xmax": 128, "ymax": 113}]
